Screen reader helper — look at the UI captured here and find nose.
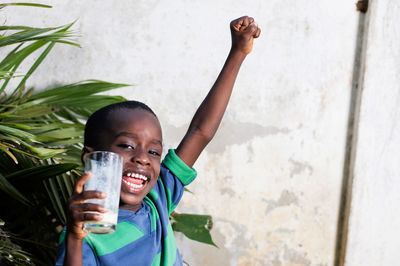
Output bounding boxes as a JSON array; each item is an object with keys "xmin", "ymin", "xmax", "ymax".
[{"xmin": 131, "ymin": 148, "xmax": 150, "ymax": 166}]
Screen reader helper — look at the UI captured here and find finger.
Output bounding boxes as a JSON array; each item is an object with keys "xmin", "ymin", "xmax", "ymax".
[
  {"xmin": 231, "ymin": 16, "xmax": 249, "ymax": 32},
  {"xmin": 73, "ymin": 211, "xmax": 103, "ymax": 222},
  {"xmin": 244, "ymin": 22, "xmax": 258, "ymax": 35},
  {"xmin": 248, "ymin": 17, "xmax": 254, "ymax": 25},
  {"xmin": 231, "ymin": 18, "xmax": 242, "ymax": 32},
  {"xmin": 239, "ymin": 16, "xmax": 251, "ymax": 31},
  {"xmin": 240, "ymin": 17, "xmax": 256, "ymax": 31},
  {"xmin": 70, "ymin": 190, "xmax": 107, "ymax": 203},
  {"xmin": 73, "ymin": 172, "xmax": 92, "ymax": 194},
  {"xmin": 70, "ymin": 202, "xmax": 108, "ymax": 213},
  {"xmin": 254, "ymin": 27, "xmax": 261, "ymax": 38}
]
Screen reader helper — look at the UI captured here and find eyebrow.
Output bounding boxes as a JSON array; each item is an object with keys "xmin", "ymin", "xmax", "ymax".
[{"xmin": 114, "ymin": 132, "xmax": 163, "ymax": 147}]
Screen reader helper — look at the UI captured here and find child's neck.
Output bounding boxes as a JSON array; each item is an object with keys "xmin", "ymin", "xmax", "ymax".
[{"xmin": 119, "ymin": 201, "xmax": 143, "ymax": 213}]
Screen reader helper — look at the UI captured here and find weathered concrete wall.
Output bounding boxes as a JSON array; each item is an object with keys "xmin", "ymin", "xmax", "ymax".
[
  {"xmin": 3, "ymin": 1, "xmax": 363, "ymax": 265},
  {"xmin": 345, "ymin": 0, "xmax": 400, "ymax": 265}
]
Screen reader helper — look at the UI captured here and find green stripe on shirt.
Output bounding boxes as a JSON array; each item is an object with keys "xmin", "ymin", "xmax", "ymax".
[
  {"xmin": 144, "ymin": 196, "xmax": 159, "ymax": 232},
  {"xmin": 163, "ymin": 222, "xmax": 178, "ymax": 265},
  {"xmin": 152, "ymin": 252, "xmax": 161, "ymax": 266},
  {"xmin": 85, "ymin": 221, "xmax": 145, "ymax": 256},
  {"xmin": 166, "ymin": 186, "xmax": 177, "ymax": 214}
]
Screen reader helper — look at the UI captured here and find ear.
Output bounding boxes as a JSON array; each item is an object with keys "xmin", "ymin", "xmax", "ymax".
[{"xmin": 81, "ymin": 146, "xmax": 95, "ymax": 165}]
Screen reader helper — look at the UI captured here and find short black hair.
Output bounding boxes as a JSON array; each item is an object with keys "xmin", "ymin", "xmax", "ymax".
[{"xmin": 84, "ymin": 100, "xmax": 157, "ymax": 148}]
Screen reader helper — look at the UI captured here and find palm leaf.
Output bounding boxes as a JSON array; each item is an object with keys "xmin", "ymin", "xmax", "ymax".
[
  {"xmin": 3, "ymin": 104, "xmax": 55, "ymax": 118},
  {"xmin": 0, "ymin": 124, "xmax": 40, "ymax": 142},
  {"xmin": 0, "ymin": 23, "xmax": 79, "ymax": 95},
  {"xmin": 0, "ymin": 41, "xmax": 48, "ymax": 94},
  {"xmin": 171, "ymin": 212, "xmax": 217, "ymax": 247},
  {"xmin": 5, "ymin": 164, "xmax": 78, "ymax": 183},
  {"xmin": 11, "ymin": 42, "xmax": 56, "ymax": 97},
  {"xmin": 44, "ymin": 177, "xmax": 67, "ymax": 223},
  {"xmin": 0, "ymin": 136, "xmax": 68, "ymax": 159},
  {"xmin": 0, "ymin": 141, "xmax": 39, "ymax": 161},
  {"xmin": 0, "ymin": 173, "xmax": 29, "ymax": 205},
  {"xmin": 0, "ymin": 145, "xmax": 18, "ymax": 164},
  {"xmin": 0, "ymin": 24, "xmax": 78, "ymax": 47},
  {"xmin": 30, "ymin": 80, "xmax": 130, "ymax": 101},
  {"xmin": 0, "ymin": 3, "xmax": 51, "ymax": 8}
]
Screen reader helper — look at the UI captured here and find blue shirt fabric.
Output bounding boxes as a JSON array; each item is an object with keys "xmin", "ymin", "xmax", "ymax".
[{"xmin": 55, "ymin": 149, "xmax": 197, "ymax": 266}]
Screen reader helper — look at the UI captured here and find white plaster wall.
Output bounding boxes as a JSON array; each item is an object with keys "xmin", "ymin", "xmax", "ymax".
[
  {"xmin": 345, "ymin": 0, "xmax": 400, "ymax": 265},
  {"xmin": 3, "ymin": 1, "xmax": 360, "ymax": 265}
]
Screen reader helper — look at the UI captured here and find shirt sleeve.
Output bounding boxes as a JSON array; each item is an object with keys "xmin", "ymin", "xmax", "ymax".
[
  {"xmin": 162, "ymin": 149, "xmax": 197, "ymax": 186},
  {"xmin": 146, "ymin": 149, "xmax": 197, "ymax": 215}
]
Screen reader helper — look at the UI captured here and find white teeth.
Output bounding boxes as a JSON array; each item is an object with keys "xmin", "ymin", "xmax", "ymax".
[
  {"xmin": 125, "ymin": 172, "xmax": 148, "ymax": 181},
  {"xmin": 123, "ymin": 179, "xmax": 144, "ymax": 189}
]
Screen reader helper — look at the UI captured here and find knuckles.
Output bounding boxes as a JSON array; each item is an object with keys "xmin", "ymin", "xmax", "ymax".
[
  {"xmin": 67, "ymin": 191, "xmax": 104, "ymax": 215},
  {"xmin": 231, "ymin": 17, "xmax": 259, "ymax": 38}
]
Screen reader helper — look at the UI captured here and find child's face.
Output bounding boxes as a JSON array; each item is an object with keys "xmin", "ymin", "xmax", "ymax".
[{"xmin": 96, "ymin": 108, "xmax": 163, "ymax": 211}]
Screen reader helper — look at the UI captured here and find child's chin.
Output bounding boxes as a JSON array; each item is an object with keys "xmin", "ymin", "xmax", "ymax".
[{"xmin": 120, "ymin": 192, "xmax": 145, "ymax": 206}]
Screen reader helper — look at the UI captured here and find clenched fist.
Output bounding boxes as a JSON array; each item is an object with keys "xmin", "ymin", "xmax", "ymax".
[{"xmin": 230, "ymin": 16, "xmax": 261, "ymax": 55}]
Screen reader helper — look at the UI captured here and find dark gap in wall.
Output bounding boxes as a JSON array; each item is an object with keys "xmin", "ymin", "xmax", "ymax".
[{"xmin": 334, "ymin": 1, "xmax": 371, "ymax": 265}]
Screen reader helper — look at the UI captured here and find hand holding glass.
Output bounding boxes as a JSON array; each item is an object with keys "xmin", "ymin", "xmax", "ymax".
[{"xmin": 83, "ymin": 151, "xmax": 123, "ymax": 234}]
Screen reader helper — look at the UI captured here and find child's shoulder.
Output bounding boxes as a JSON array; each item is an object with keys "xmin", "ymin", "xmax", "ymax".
[{"xmin": 161, "ymin": 149, "xmax": 197, "ymax": 186}]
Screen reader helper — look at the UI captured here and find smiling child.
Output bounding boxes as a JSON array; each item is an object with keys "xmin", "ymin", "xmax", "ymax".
[{"xmin": 56, "ymin": 16, "xmax": 260, "ymax": 266}]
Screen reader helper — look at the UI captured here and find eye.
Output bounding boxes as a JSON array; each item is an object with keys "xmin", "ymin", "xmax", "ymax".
[
  {"xmin": 118, "ymin": 143, "xmax": 134, "ymax": 150},
  {"xmin": 149, "ymin": 150, "xmax": 161, "ymax": 157}
]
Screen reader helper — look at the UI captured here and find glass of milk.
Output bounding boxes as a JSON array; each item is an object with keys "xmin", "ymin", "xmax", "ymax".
[{"xmin": 83, "ymin": 151, "xmax": 123, "ymax": 234}]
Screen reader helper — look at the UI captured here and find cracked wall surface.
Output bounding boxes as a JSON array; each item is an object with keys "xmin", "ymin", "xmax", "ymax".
[{"xmin": 3, "ymin": 1, "xmax": 366, "ymax": 265}]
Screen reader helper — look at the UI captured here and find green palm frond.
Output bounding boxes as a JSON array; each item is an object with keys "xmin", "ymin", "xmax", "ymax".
[
  {"xmin": 0, "ymin": 173, "xmax": 29, "ymax": 205},
  {"xmin": 0, "ymin": 23, "xmax": 79, "ymax": 96},
  {"xmin": 0, "ymin": 6, "xmax": 129, "ymax": 263},
  {"xmin": 0, "ymin": 3, "xmax": 51, "ymax": 8},
  {"xmin": 0, "ymin": 24, "xmax": 78, "ymax": 47},
  {"xmin": 0, "ymin": 79, "xmax": 129, "ymax": 160}
]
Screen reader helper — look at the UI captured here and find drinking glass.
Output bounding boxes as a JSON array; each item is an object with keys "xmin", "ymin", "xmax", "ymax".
[{"xmin": 83, "ymin": 151, "xmax": 123, "ymax": 234}]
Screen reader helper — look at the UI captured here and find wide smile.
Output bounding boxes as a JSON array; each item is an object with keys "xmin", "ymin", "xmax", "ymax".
[{"xmin": 122, "ymin": 171, "xmax": 150, "ymax": 194}]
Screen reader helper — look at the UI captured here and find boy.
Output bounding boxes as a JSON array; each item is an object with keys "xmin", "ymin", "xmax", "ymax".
[{"xmin": 56, "ymin": 16, "xmax": 260, "ymax": 265}]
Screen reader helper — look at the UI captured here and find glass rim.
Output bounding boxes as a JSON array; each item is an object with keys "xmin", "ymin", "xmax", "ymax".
[{"xmin": 84, "ymin": 150, "xmax": 122, "ymax": 160}]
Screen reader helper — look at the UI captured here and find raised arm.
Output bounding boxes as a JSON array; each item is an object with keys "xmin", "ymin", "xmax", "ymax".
[{"xmin": 175, "ymin": 16, "xmax": 261, "ymax": 167}]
